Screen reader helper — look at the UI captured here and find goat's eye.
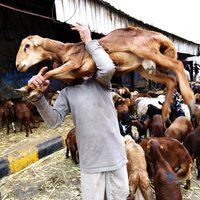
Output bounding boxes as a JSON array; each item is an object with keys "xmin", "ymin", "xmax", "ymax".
[{"xmin": 24, "ymin": 44, "xmax": 30, "ymax": 51}]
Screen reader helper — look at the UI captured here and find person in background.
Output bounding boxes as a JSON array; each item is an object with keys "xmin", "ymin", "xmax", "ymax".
[
  {"xmin": 27, "ymin": 22, "xmax": 129, "ymax": 200},
  {"xmin": 194, "ymin": 63, "xmax": 200, "ymax": 82},
  {"xmin": 115, "ymin": 98, "xmax": 134, "ymax": 138}
]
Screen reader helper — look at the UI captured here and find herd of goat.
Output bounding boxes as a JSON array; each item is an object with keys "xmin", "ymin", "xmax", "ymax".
[
  {"xmin": 1, "ymin": 85, "xmax": 200, "ymax": 199},
  {"xmin": 66, "ymin": 85, "xmax": 200, "ymax": 200},
  {"xmin": 0, "ymin": 91, "xmax": 59, "ymax": 137}
]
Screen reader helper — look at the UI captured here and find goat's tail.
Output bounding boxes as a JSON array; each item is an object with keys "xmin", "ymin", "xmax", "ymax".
[
  {"xmin": 176, "ymin": 163, "xmax": 192, "ymax": 180},
  {"xmin": 159, "ymin": 37, "xmax": 177, "ymax": 59},
  {"xmin": 135, "ymin": 187, "xmax": 145, "ymax": 200},
  {"xmin": 139, "ymin": 174, "xmax": 152, "ymax": 200}
]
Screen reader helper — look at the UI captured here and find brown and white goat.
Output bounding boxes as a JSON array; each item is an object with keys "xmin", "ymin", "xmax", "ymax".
[
  {"xmin": 15, "ymin": 26, "xmax": 195, "ymax": 122},
  {"xmin": 124, "ymin": 135, "xmax": 152, "ymax": 200}
]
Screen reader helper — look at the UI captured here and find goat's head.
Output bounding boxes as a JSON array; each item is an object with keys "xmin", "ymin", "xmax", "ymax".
[
  {"xmin": 124, "ymin": 135, "xmax": 136, "ymax": 146},
  {"xmin": 147, "ymin": 139, "xmax": 164, "ymax": 153},
  {"xmin": 16, "ymin": 35, "xmax": 46, "ymax": 72}
]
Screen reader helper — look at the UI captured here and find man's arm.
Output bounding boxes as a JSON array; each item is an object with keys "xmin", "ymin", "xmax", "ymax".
[
  {"xmin": 32, "ymin": 92, "xmax": 70, "ymax": 128},
  {"xmin": 86, "ymin": 40, "xmax": 115, "ymax": 87},
  {"xmin": 72, "ymin": 23, "xmax": 116, "ymax": 88}
]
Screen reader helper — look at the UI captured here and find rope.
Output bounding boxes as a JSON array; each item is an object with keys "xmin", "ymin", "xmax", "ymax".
[
  {"xmin": 0, "ymin": 0, "xmax": 78, "ymax": 24},
  {"xmin": 51, "ymin": 0, "xmax": 78, "ymax": 24},
  {"xmin": 0, "ymin": 3, "xmax": 52, "ymax": 20}
]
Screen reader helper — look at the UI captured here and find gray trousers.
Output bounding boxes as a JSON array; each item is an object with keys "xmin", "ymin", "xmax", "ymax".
[{"xmin": 81, "ymin": 164, "xmax": 129, "ymax": 200}]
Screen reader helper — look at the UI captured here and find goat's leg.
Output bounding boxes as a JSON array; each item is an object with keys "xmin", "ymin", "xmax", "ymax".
[
  {"xmin": 66, "ymin": 147, "xmax": 69, "ymax": 158},
  {"xmin": 136, "ymin": 50, "xmax": 195, "ymax": 114},
  {"xmin": 11, "ymin": 122, "xmax": 16, "ymax": 133},
  {"xmin": 14, "ymin": 66, "xmax": 49, "ymax": 98},
  {"xmin": 14, "ymin": 84, "xmax": 37, "ymax": 96},
  {"xmin": 130, "ymin": 181, "xmax": 139, "ymax": 200},
  {"xmin": 43, "ymin": 62, "xmax": 87, "ymax": 80},
  {"xmin": 26, "ymin": 82, "xmax": 49, "ymax": 102},
  {"xmin": 176, "ymin": 163, "xmax": 192, "ymax": 180},
  {"xmin": 25, "ymin": 121, "xmax": 29, "ymax": 137},
  {"xmin": 139, "ymin": 176, "xmax": 152, "ymax": 200},
  {"xmin": 176, "ymin": 163, "xmax": 192, "ymax": 190},
  {"xmin": 20, "ymin": 121, "xmax": 22, "ymax": 132},
  {"xmin": 26, "ymin": 60, "xmax": 94, "ymax": 100},
  {"xmin": 6, "ymin": 121, "xmax": 9, "ymax": 134},
  {"xmin": 196, "ymin": 156, "xmax": 200, "ymax": 180},
  {"xmin": 25, "ymin": 63, "xmax": 82, "ymax": 101},
  {"xmin": 29, "ymin": 123, "xmax": 33, "ymax": 133},
  {"xmin": 76, "ymin": 151, "xmax": 79, "ymax": 163},
  {"xmin": 71, "ymin": 148, "xmax": 79, "ymax": 164},
  {"xmin": 184, "ymin": 179, "xmax": 191, "ymax": 190},
  {"xmin": 136, "ymin": 66, "xmax": 176, "ymax": 122}
]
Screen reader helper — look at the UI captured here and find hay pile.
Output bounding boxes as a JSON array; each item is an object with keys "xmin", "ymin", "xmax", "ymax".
[{"xmin": 0, "ymin": 148, "xmax": 81, "ymax": 200}]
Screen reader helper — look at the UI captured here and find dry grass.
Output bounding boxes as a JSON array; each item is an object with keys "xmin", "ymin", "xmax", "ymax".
[
  {"xmin": 0, "ymin": 115, "xmax": 200, "ymax": 199},
  {"xmin": 0, "ymin": 115, "xmax": 74, "ymax": 157},
  {"xmin": 0, "ymin": 148, "xmax": 81, "ymax": 200}
]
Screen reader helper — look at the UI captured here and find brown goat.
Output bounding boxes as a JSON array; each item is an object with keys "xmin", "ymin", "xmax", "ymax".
[
  {"xmin": 124, "ymin": 135, "xmax": 152, "ymax": 200},
  {"xmin": 14, "ymin": 101, "xmax": 33, "ymax": 137},
  {"xmin": 0, "ymin": 100, "xmax": 16, "ymax": 134},
  {"xmin": 191, "ymin": 104, "xmax": 200, "ymax": 128},
  {"xmin": 149, "ymin": 114, "xmax": 165, "ymax": 137},
  {"xmin": 15, "ymin": 26, "xmax": 195, "ymax": 122},
  {"xmin": 139, "ymin": 137, "xmax": 193, "ymax": 189},
  {"xmin": 65, "ymin": 128, "xmax": 79, "ymax": 164},
  {"xmin": 165, "ymin": 116, "xmax": 194, "ymax": 142},
  {"xmin": 148, "ymin": 139, "xmax": 182, "ymax": 200},
  {"xmin": 183, "ymin": 125, "xmax": 200, "ymax": 179}
]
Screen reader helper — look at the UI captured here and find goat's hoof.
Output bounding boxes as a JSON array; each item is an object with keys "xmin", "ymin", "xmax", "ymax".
[
  {"xmin": 26, "ymin": 91, "xmax": 41, "ymax": 102},
  {"xmin": 184, "ymin": 185, "xmax": 190, "ymax": 190},
  {"xmin": 14, "ymin": 88, "xmax": 29, "ymax": 96},
  {"xmin": 184, "ymin": 181, "xmax": 191, "ymax": 190}
]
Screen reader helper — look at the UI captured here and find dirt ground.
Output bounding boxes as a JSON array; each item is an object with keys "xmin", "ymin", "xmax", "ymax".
[{"xmin": 1, "ymin": 115, "xmax": 200, "ymax": 199}]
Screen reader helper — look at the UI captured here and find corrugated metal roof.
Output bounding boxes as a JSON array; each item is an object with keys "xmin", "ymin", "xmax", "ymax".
[
  {"xmin": 55, "ymin": 0, "xmax": 131, "ymax": 34},
  {"xmin": 55, "ymin": 0, "xmax": 199, "ymax": 55}
]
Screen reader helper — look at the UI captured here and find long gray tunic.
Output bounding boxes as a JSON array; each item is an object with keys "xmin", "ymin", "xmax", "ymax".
[{"xmin": 34, "ymin": 40, "xmax": 127, "ymax": 173}]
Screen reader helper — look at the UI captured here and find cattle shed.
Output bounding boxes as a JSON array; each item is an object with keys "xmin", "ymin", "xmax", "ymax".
[{"xmin": 0, "ymin": 0, "xmax": 199, "ymax": 99}]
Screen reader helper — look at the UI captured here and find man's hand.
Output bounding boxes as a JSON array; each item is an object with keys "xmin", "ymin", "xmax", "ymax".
[
  {"xmin": 71, "ymin": 22, "xmax": 92, "ymax": 45},
  {"xmin": 28, "ymin": 66, "xmax": 50, "ymax": 88}
]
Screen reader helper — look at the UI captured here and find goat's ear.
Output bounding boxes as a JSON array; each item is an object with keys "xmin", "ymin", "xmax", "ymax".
[{"xmin": 32, "ymin": 35, "xmax": 42, "ymax": 47}]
